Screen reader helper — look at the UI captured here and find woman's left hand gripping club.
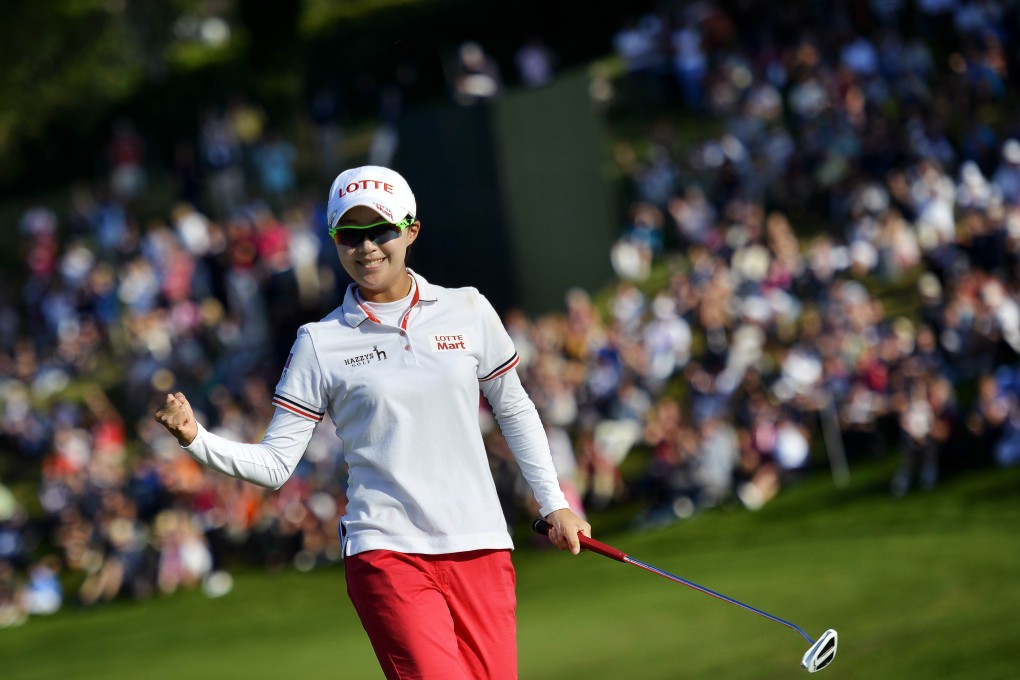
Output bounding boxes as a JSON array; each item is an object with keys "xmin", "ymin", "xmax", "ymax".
[{"xmin": 543, "ymin": 508, "xmax": 591, "ymax": 556}]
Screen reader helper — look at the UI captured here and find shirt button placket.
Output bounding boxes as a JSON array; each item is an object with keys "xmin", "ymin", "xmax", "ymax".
[{"xmin": 400, "ymin": 330, "xmax": 414, "ymax": 362}]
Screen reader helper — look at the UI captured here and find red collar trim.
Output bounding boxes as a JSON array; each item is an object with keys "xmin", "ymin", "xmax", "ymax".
[{"xmin": 354, "ymin": 277, "xmax": 419, "ymax": 329}]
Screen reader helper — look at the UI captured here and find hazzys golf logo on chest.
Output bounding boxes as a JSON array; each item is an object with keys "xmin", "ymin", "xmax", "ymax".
[
  {"xmin": 344, "ymin": 346, "xmax": 388, "ymax": 367},
  {"xmin": 430, "ymin": 334, "xmax": 470, "ymax": 351}
]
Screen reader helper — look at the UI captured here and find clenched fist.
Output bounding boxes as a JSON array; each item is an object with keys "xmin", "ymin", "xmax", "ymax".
[{"xmin": 154, "ymin": 392, "xmax": 198, "ymax": 446}]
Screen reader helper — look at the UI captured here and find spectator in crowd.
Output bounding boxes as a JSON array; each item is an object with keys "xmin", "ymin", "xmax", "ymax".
[
  {"xmin": 251, "ymin": 130, "xmax": 297, "ymax": 210},
  {"xmin": 449, "ymin": 41, "xmax": 503, "ymax": 105},
  {"xmin": 0, "ymin": 558, "xmax": 28, "ymax": 627},
  {"xmin": 669, "ymin": 12, "xmax": 708, "ymax": 111},
  {"xmin": 105, "ymin": 118, "xmax": 147, "ymax": 204},
  {"xmin": 367, "ymin": 85, "xmax": 403, "ymax": 167},
  {"xmin": 515, "ymin": 36, "xmax": 557, "ymax": 88},
  {"xmin": 227, "ymin": 92, "xmax": 267, "ymax": 176},
  {"xmin": 199, "ymin": 108, "xmax": 246, "ymax": 218},
  {"xmin": 992, "ymin": 139, "xmax": 1020, "ymax": 206},
  {"xmin": 612, "ymin": 12, "xmax": 670, "ymax": 110},
  {"xmin": 308, "ymin": 85, "xmax": 345, "ymax": 177}
]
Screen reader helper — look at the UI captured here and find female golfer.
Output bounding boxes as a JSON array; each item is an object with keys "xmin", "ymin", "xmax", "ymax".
[{"xmin": 155, "ymin": 165, "xmax": 591, "ymax": 679}]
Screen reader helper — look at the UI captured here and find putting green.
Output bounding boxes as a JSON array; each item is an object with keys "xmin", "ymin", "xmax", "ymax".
[{"xmin": 2, "ymin": 459, "xmax": 1018, "ymax": 679}]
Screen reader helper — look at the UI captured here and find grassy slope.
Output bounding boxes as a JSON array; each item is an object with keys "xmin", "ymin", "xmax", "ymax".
[{"xmin": 2, "ymin": 459, "xmax": 1018, "ymax": 679}]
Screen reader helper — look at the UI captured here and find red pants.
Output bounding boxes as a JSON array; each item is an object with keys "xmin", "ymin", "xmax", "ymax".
[{"xmin": 345, "ymin": 549, "xmax": 518, "ymax": 680}]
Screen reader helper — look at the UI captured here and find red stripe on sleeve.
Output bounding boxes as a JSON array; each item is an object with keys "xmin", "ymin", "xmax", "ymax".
[
  {"xmin": 273, "ymin": 398, "xmax": 323, "ymax": 422},
  {"xmin": 479, "ymin": 355, "xmax": 520, "ymax": 382}
]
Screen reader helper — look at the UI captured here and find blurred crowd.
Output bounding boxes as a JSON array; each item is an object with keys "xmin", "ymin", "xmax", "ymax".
[
  {"xmin": 4, "ymin": 0, "xmax": 1020, "ymax": 626},
  {"xmin": 594, "ymin": 0, "xmax": 1020, "ymax": 519}
]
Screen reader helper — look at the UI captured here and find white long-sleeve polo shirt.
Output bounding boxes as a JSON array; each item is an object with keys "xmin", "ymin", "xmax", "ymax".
[{"xmin": 184, "ymin": 270, "xmax": 568, "ymax": 556}]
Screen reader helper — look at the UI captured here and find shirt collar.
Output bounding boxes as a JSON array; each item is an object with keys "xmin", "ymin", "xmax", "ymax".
[
  {"xmin": 409, "ymin": 269, "xmax": 438, "ymax": 302},
  {"xmin": 342, "ymin": 268, "xmax": 437, "ymax": 327}
]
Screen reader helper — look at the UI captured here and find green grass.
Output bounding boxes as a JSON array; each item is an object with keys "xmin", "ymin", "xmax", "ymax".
[{"xmin": 3, "ymin": 459, "xmax": 1019, "ymax": 679}]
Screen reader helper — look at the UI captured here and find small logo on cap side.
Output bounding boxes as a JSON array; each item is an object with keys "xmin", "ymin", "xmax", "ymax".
[{"xmin": 374, "ymin": 203, "xmax": 394, "ymax": 220}]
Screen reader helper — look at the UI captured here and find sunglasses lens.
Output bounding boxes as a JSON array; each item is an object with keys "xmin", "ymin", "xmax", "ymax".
[
  {"xmin": 335, "ymin": 230, "xmax": 360, "ymax": 247},
  {"xmin": 335, "ymin": 224, "xmax": 400, "ymax": 247}
]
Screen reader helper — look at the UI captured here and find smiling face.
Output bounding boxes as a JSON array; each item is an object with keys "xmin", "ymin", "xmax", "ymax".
[{"xmin": 334, "ymin": 205, "xmax": 420, "ymax": 302}]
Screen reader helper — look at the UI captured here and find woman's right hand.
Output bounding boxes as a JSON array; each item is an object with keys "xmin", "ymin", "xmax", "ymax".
[{"xmin": 154, "ymin": 392, "xmax": 199, "ymax": 446}]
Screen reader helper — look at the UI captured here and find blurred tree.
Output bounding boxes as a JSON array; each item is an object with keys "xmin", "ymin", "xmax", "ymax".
[
  {"xmin": 0, "ymin": 0, "xmax": 216, "ymax": 190},
  {"xmin": 0, "ymin": 0, "xmax": 136, "ymax": 184},
  {"xmin": 0, "ymin": 0, "xmax": 655, "ymax": 197},
  {"xmin": 239, "ymin": 0, "xmax": 300, "ymax": 68}
]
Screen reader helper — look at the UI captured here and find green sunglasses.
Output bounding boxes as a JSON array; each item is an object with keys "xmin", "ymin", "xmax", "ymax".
[{"xmin": 329, "ymin": 216, "xmax": 415, "ymax": 247}]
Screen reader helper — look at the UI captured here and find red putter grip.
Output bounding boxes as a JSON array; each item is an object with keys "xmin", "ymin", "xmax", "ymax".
[{"xmin": 531, "ymin": 519, "xmax": 628, "ymax": 562}]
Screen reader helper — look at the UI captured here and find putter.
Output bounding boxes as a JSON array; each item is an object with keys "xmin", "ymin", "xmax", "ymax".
[{"xmin": 533, "ymin": 519, "xmax": 838, "ymax": 673}]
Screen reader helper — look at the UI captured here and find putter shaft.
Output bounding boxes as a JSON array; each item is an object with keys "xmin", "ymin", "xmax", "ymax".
[{"xmin": 532, "ymin": 519, "xmax": 814, "ymax": 643}]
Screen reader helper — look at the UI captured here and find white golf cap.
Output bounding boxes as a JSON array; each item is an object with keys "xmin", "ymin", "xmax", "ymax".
[{"xmin": 327, "ymin": 165, "xmax": 417, "ymax": 229}]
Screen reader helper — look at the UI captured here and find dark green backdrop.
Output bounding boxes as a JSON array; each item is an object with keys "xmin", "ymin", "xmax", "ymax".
[{"xmin": 395, "ymin": 67, "xmax": 616, "ymax": 315}]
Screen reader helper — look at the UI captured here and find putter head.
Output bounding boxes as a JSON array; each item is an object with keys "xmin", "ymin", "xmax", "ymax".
[{"xmin": 801, "ymin": 629, "xmax": 838, "ymax": 673}]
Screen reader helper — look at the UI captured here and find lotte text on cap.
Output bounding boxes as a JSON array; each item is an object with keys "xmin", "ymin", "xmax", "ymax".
[{"xmin": 327, "ymin": 166, "xmax": 417, "ymax": 229}]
